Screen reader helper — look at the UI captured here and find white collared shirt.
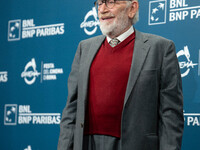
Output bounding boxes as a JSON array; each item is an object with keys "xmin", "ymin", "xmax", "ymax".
[{"xmin": 107, "ymin": 26, "xmax": 134, "ymax": 44}]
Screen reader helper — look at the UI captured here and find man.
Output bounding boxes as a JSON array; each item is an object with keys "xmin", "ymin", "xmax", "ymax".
[{"xmin": 58, "ymin": 0, "xmax": 184, "ymax": 150}]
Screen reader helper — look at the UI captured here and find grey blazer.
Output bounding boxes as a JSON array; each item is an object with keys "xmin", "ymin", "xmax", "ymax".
[{"xmin": 58, "ymin": 30, "xmax": 184, "ymax": 150}]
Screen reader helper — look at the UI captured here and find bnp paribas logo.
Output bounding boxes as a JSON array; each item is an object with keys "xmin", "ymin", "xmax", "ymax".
[
  {"xmin": 4, "ymin": 104, "xmax": 18, "ymax": 125},
  {"xmin": 8, "ymin": 20, "xmax": 21, "ymax": 41},
  {"xmin": 149, "ymin": 0, "xmax": 200, "ymax": 25},
  {"xmin": 149, "ymin": 0, "xmax": 167, "ymax": 25},
  {"xmin": 8, "ymin": 18, "xmax": 65, "ymax": 41}
]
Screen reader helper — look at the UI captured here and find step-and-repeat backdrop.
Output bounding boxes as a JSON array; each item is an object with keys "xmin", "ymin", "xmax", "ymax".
[{"xmin": 0, "ymin": 0, "xmax": 200, "ymax": 149}]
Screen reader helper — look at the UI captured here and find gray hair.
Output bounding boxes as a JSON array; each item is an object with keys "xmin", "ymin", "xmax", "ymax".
[{"xmin": 126, "ymin": 0, "xmax": 139, "ymax": 25}]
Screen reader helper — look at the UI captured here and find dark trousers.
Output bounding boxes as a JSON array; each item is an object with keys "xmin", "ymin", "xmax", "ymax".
[{"xmin": 83, "ymin": 135, "xmax": 121, "ymax": 150}]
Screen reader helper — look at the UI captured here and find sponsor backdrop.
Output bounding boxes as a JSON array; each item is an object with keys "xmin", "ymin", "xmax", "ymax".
[{"xmin": 0, "ymin": 0, "xmax": 199, "ymax": 149}]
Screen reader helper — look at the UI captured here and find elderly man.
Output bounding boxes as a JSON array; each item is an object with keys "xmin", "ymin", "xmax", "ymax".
[{"xmin": 58, "ymin": 0, "xmax": 184, "ymax": 150}]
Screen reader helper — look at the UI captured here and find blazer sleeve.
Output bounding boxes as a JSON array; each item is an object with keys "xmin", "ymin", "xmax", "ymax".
[
  {"xmin": 57, "ymin": 43, "xmax": 82, "ymax": 150},
  {"xmin": 159, "ymin": 41, "xmax": 184, "ymax": 150}
]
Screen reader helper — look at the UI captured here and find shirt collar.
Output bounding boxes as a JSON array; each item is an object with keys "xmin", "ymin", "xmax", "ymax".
[{"xmin": 107, "ymin": 26, "xmax": 134, "ymax": 43}]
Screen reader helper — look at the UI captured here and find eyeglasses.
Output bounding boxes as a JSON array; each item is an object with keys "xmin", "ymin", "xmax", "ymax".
[{"xmin": 94, "ymin": 0, "xmax": 132, "ymax": 10}]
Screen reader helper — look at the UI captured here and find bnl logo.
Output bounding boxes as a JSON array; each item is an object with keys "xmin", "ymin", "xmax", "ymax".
[
  {"xmin": 4, "ymin": 104, "xmax": 17, "ymax": 125},
  {"xmin": 149, "ymin": 0, "xmax": 167, "ymax": 25},
  {"xmin": 8, "ymin": 20, "xmax": 21, "ymax": 41}
]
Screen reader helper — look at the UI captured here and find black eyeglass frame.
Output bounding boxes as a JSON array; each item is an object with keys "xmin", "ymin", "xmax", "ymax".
[{"xmin": 94, "ymin": 0, "xmax": 133, "ymax": 10}]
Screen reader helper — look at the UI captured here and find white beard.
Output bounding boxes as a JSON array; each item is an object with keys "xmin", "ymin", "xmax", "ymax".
[{"xmin": 99, "ymin": 8, "xmax": 130, "ymax": 38}]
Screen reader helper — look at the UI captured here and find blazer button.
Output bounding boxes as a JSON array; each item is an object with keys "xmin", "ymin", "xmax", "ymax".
[{"xmin": 81, "ymin": 123, "xmax": 84, "ymax": 128}]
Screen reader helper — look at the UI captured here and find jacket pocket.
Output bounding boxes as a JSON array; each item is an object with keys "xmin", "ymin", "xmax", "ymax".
[{"xmin": 145, "ymin": 134, "xmax": 158, "ymax": 150}]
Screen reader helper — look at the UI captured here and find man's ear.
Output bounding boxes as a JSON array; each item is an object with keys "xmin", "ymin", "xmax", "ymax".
[{"xmin": 128, "ymin": 1, "xmax": 139, "ymax": 19}]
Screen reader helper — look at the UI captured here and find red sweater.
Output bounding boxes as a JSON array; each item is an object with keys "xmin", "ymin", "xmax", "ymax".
[{"xmin": 84, "ymin": 33, "xmax": 135, "ymax": 138}]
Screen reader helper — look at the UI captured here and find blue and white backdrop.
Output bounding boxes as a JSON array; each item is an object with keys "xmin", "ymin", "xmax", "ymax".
[{"xmin": 0, "ymin": 0, "xmax": 200, "ymax": 149}]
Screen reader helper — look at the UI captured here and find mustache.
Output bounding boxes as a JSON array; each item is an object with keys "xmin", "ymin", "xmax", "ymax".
[{"xmin": 99, "ymin": 13, "xmax": 115, "ymax": 19}]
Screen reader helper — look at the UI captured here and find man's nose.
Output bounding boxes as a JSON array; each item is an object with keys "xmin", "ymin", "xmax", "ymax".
[{"xmin": 99, "ymin": 3, "xmax": 109, "ymax": 13}]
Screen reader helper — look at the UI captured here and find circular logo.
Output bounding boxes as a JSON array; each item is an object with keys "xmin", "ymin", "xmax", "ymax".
[
  {"xmin": 80, "ymin": 7, "xmax": 100, "ymax": 35},
  {"xmin": 21, "ymin": 58, "xmax": 40, "ymax": 85},
  {"xmin": 177, "ymin": 46, "xmax": 198, "ymax": 77}
]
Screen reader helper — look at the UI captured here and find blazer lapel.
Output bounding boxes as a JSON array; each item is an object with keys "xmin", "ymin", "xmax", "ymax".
[
  {"xmin": 123, "ymin": 30, "xmax": 151, "ymax": 106},
  {"xmin": 82, "ymin": 35, "xmax": 106, "ymax": 104},
  {"xmin": 86, "ymin": 36, "xmax": 106, "ymax": 71}
]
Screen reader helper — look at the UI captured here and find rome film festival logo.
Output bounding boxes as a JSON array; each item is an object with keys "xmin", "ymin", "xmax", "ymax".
[
  {"xmin": 80, "ymin": 7, "xmax": 100, "ymax": 35},
  {"xmin": 177, "ymin": 46, "xmax": 198, "ymax": 77},
  {"xmin": 149, "ymin": 0, "xmax": 167, "ymax": 25},
  {"xmin": 21, "ymin": 58, "xmax": 40, "ymax": 85},
  {"xmin": 21, "ymin": 58, "xmax": 64, "ymax": 85},
  {"xmin": 4, "ymin": 104, "xmax": 17, "ymax": 125},
  {"xmin": 8, "ymin": 20, "xmax": 21, "ymax": 41}
]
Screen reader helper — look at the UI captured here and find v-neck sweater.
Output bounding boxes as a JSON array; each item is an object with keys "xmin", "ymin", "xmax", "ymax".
[{"xmin": 84, "ymin": 32, "xmax": 135, "ymax": 138}]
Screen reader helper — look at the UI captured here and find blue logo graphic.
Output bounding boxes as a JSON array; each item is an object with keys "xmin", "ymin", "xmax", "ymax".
[
  {"xmin": 4, "ymin": 104, "xmax": 18, "ymax": 125},
  {"xmin": 149, "ymin": 0, "xmax": 167, "ymax": 25},
  {"xmin": 8, "ymin": 20, "xmax": 21, "ymax": 41}
]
